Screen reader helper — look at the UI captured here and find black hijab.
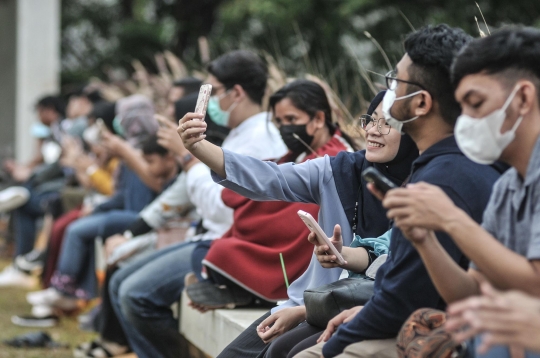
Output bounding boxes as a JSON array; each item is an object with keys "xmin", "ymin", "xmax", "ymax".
[{"xmin": 330, "ymin": 91, "xmax": 419, "ymax": 238}]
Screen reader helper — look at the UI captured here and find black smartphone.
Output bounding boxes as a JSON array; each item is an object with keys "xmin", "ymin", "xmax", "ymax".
[{"xmin": 361, "ymin": 167, "xmax": 397, "ymax": 195}]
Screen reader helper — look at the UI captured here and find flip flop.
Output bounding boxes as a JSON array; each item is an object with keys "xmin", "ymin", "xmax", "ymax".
[{"xmin": 3, "ymin": 331, "xmax": 66, "ymax": 348}]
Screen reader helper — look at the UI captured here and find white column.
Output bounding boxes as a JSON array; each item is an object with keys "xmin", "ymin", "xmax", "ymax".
[
  {"xmin": 0, "ymin": 0, "xmax": 17, "ymax": 159},
  {"xmin": 15, "ymin": 0, "xmax": 61, "ymax": 162}
]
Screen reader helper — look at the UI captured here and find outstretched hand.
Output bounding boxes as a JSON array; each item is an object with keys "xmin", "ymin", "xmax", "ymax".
[{"xmin": 155, "ymin": 114, "xmax": 188, "ymax": 157}]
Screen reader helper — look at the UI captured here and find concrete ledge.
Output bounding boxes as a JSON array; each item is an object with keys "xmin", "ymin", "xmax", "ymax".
[{"xmin": 180, "ymin": 291, "xmax": 268, "ymax": 357}]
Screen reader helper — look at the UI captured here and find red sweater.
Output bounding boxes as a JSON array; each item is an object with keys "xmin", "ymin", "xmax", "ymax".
[{"xmin": 203, "ymin": 132, "xmax": 351, "ymax": 301}]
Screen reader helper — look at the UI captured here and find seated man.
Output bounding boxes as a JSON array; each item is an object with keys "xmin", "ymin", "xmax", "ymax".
[
  {"xmin": 384, "ymin": 27, "xmax": 540, "ymax": 358},
  {"xmin": 0, "ymin": 95, "xmax": 67, "ymax": 287},
  {"xmin": 294, "ymin": 24, "xmax": 503, "ymax": 358}
]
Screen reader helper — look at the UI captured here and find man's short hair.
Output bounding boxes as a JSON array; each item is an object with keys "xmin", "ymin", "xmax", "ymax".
[
  {"xmin": 207, "ymin": 50, "xmax": 268, "ymax": 105},
  {"xmin": 141, "ymin": 134, "xmax": 169, "ymax": 157},
  {"xmin": 172, "ymin": 77, "xmax": 203, "ymax": 97},
  {"xmin": 404, "ymin": 24, "xmax": 472, "ymax": 126},
  {"xmin": 452, "ymin": 26, "xmax": 540, "ymax": 99},
  {"xmin": 36, "ymin": 95, "xmax": 66, "ymax": 118}
]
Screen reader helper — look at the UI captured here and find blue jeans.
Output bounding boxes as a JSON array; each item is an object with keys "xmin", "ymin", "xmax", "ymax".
[
  {"xmin": 12, "ymin": 184, "xmax": 59, "ymax": 257},
  {"xmin": 469, "ymin": 336, "xmax": 540, "ymax": 358},
  {"xmin": 53, "ymin": 210, "xmax": 139, "ymax": 298},
  {"xmin": 109, "ymin": 241, "xmax": 197, "ymax": 358}
]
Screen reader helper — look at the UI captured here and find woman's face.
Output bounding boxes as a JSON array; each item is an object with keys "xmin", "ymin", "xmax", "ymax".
[
  {"xmin": 364, "ymin": 103, "xmax": 401, "ymax": 163},
  {"xmin": 273, "ymin": 98, "xmax": 323, "ymax": 135}
]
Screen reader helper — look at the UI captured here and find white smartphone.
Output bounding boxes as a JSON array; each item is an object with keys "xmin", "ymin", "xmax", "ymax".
[
  {"xmin": 297, "ymin": 210, "xmax": 346, "ymax": 265},
  {"xmin": 194, "ymin": 84, "xmax": 212, "ymax": 119}
]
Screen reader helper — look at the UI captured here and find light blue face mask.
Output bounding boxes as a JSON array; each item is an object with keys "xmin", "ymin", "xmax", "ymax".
[
  {"xmin": 112, "ymin": 115, "xmax": 125, "ymax": 137},
  {"xmin": 207, "ymin": 92, "xmax": 237, "ymax": 127},
  {"xmin": 31, "ymin": 122, "xmax": 52, "ymax": 138}
]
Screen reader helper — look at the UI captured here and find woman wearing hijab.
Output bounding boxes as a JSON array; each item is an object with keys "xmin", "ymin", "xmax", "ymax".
[
  {"xmin": 178, "ymin": 90, "xmax": 419, "ymax": 358},
  {"xmin": 187, "ymin": 79, "xmax": 358, "ymax": 307}
]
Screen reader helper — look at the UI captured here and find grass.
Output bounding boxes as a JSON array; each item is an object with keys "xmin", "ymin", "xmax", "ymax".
[{"xmin": 0, "ymin": 259, "xmax": 97, "ymax": 358}]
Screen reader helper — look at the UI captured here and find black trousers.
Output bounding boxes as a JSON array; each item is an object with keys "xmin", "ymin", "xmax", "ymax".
[
  {"xmin": 265, "ymin": 322, "xmax": 323, "ymax": 358},
  {"xmin": 217, "ymin": 311, "xmax": 323, "ymax": 358},
  {"xmin": 217, "ymin": 311, "xmax": 271, "ymax": 358}
]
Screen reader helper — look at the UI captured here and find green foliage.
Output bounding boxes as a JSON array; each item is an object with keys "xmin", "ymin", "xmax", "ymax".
[{"xmin": 60, "ymin": 0, "xmax": 540, "ymax": 112}]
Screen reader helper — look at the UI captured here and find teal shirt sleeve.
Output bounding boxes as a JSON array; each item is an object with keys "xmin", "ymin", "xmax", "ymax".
[{"xmin": 348, "ymin": 229, "xmax": 392, "ymax": 278}]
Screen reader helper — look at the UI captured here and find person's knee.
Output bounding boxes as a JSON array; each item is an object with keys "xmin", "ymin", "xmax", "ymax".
[
  {"xmin": 118, "ymin": 278, "xmax": 151, "ymax": 323},
  {"xmin": 64, "ymin": 219, "xmax": 85, "ymax": 240}
]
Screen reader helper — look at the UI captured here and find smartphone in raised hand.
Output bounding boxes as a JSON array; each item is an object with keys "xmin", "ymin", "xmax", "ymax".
[
  {"xmin": 194, "ymin": 84, "xmax": 212, "ymax": 119},
  {"xmin": 361, "ymin": 167, "xmax": 397, "ymax": 195},
  {"xmin": 297, "ymin": 210, "xmax": 346, "ymax": 265}
]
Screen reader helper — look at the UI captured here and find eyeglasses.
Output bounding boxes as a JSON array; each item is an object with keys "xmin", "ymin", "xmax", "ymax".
[
  {"xmin": 359, "ymin": 114, "xmax": 391, "ymax": 135},
  {"xmin": 385, "ymin": 70, "xmax": 426, "ymax": 91}
]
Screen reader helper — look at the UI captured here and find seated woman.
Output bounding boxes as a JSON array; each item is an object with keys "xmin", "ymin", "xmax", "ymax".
[
  {"xmin": 178, "ymin": 89, "xmax": 419, "ymax": 358},
  {"xmin": 186, "ymin": 79, "xmax": 358, "ymax": 308}
]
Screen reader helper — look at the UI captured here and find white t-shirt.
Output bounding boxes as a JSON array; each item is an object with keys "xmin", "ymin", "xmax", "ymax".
[{"xmin": 186, "ymin": 112, "xmax": 287, "ymax": 241}]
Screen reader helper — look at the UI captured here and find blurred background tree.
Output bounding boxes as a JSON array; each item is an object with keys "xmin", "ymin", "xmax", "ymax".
[{"xmin": 61, "ymin": 0, "xmax": 540, "ymax": 112}]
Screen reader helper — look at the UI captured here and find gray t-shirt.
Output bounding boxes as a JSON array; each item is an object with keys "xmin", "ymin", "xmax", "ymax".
[{"xmin": 473, "ymin": 136, "xmax": 540, "ymax": 269}]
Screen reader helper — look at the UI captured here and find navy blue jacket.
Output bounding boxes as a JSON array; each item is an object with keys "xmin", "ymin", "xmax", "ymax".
[
  {"xmin": 93, "ymin": 163, "xmax": 156, "ymax": 214},
  {"xmin": 323, "ymin": 136, "xmax": 502, "ymax": 357}
]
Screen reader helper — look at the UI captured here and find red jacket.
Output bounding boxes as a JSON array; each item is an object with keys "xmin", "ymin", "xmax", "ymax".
[{"xmin": 203, "ymin": 131, "xmax": 351, "ymax": 301}]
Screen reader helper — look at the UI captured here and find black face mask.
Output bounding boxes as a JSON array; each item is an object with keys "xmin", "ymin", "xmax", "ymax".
[{"xmin": 279, "ymin": 124, "xmax": 315, "ymax": 154}]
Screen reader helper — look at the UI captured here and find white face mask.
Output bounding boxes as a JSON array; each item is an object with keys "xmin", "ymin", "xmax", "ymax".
[
  {"xmin": 455, "ymin": 86, "xmax": 523, "ymax": 165},
  {"xmin": 382, "ymin": 89, "xmax": 422, "ymax": 133}
]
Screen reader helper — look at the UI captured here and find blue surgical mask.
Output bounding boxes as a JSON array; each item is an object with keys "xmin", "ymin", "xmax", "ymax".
[
  {"xmin": 112, "ymin": 115, "xmax": 125, "ymax": 137},
  {"xmin": 207, "ymin": 92, "xmax": 237, "ymax": 127},
  {"xmin": 31, "ymin": 122, "xmax": 52, "ymax": 138}
]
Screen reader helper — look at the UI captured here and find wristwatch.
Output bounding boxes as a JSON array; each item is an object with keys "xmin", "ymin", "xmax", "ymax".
[{"xmin": 179, "ymin": 153, "xmax": 195, "ymax": 167}]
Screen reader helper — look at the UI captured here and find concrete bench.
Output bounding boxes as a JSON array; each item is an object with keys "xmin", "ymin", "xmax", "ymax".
[{"xmin": 180, "ymin": 291, "xmax": 268, "ymax": 357}]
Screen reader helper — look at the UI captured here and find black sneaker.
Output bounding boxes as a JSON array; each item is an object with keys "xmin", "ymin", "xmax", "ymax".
[
  {"xmin": 186, "ymin": 281, "xmax": 253, "ymax": 309},
  {"xmin": 15, "ymin": 249, "xmax": 46, "ymax": 273},
  {"xmin": 11, "ymin": 314, "xmax": 59, "ymax": 328}
]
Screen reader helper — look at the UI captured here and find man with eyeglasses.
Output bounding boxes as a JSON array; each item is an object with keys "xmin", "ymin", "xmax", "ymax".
[
  {"xmin": 383, "ymin": 26, "xmax": 540, "ymax": 358},
  {"xmin": 295, "ymin": 24, "xmax": 504, "ymax": 358}
]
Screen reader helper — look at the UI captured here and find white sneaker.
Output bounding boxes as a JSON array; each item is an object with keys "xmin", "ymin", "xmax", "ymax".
[
  {"xmin": 31, "ymin": 304, "xmax": 54, "ymax": 318},
  {"xmin": 0, "ymin": 186, "xmax": 30, "ymax": 213},
  {"xmin": 26, "ymin": 287, "xmax": 78, "ymax": 310},
  {"xmin": 0, "ymin": 265, "xmax": 37, "ymax": 288}
]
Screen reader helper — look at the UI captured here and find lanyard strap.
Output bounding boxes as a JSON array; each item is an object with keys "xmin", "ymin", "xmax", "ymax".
[{"xmin": 351, "ymin": 186, "xmax": 362, "ymax": 235}]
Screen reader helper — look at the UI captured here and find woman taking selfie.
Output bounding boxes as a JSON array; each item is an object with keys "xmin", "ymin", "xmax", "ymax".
[
  {"xmin": 178, "ymin": 89, "xmax": 418, "ymax": 358},
  {"xmin": 186, "ymin": 79, "xmax": 357, "ymax": 309}
]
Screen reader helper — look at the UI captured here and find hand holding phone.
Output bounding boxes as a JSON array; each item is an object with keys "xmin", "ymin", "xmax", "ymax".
[
  {"xmin": 194, "ymin": 84, "xmax": 212, "ymax": 119},
  {"xmin": 95, "ymin": 118, "xmax": 107, "ymax": 142},
  {"xmin": 297, "ymin": 210, "xmax": 346, "ymax": 266},
  {"xmin": 362, "ymin": 167, "xmax": 397, "ymax": 196}
]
